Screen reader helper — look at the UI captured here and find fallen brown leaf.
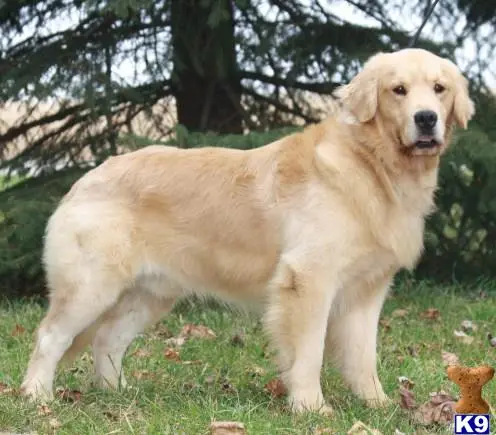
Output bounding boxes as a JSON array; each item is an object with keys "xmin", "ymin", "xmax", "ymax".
[
  {"xmin": 103, "ymin": 410, "xmax": 119, "ymax": 421},
  {"xmin": 407, "ymin": 345, "xmax": 419, "ymax": 358},
  {"xmin": 164, "ymin": 348, "xmax": 180, "ymax": 361},
  {"xmin": 180, "ymin": 324, "xmax": 216, "ymax": 340},
  {"xmin": 0, "ymin": 382, "xmax": 14, "ymax": 395},
  {"xmin": 441, "ymin": 350, "xmax": 459, "ymax": 366},
  {"xmin": 379, "ymin": 319, "xmax": 391, "ymax": 332},
  {"xmin": 164, "ymin": 324, "xmax": 216, "ymax": 348},
  {"xmin": 347, "ymin": 421, "xmax": 383, "ymax": 434},
  {"xmin": 488, "ymin": 333, "xmax": 496, "ymax": 347},
  {"xmin": 131, "ymin": 369, "xmax": 154, "ymax": 380},
  {"xmin": 131, "ymin": 348, "xmax": 152, "ymax": 358},
  {"xmin": 37, "ymin": 404, "xmax": 52, "ymax": 416},
  {"xmin": 182, "ymin": 381, "xmax": 201, "ymax": 392},
  {"xmin": 419, "ymin": 308, "xmax": 440, "ymax": 320},
  {"xmin": 460, "ymin": 320, "xmax": 477, "ymax": 333},
  {"xmin": 11, "ymin": 323, "xmax": 26, "ymax": 336},
  {"xmin": 392, "ymin": 309, "xmax": 409, "ymax": 318},
  {"xmin": 150, "ymin": 323, "xmax": 173, "ymax": 339},
  {"xmin": 205, "ymin": 375, "xmax": 216, "ymax": 385},
  {"xmin": 453, "ymin": 330, "xmax": 474, "ymax": 345},
  {"xmin": 165, "ymin": 336, "xmax": 187, "ymax": 347},
  {"xmin": 56, "ymin": 388, "xmax": 82, "ymax": 402},
  {"xmin": 210, "ymin": 421, "xmax": 246, "ymax": 435},
  {"xmin": 413, "ymin": 391, "xmax": 456, "ymax": 425},
  {"xmin": 0, "ymin": 382, "xmax": 17, "ymax": 396},
  {"xmin": 399, "ymin": 386, "xmax": 417, "ymax": 409},
  {"xmin": 398, "ymin": 376, "xmax": 415, "ymax": 390},
  {"xmin": 49, "ymin": 418, "xmax": 62, "ymax": 430},
  {"xmin": 246, "ymin": 365, "xmax": 266, "ymax": 377},
  {"xmin": 264, "ymin": 378, "xmax": 287, "ymax": 398},
  {"xmin": 221, "ymin": 380, "xmax": 237, "ymax": 394},
  {"xmin": 231, "ymin": 331, "xmax": 245, "ymax": 347}
]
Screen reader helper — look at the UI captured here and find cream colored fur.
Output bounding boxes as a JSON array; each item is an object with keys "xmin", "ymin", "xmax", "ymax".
[{"xmin": 21, "ymin": 49, "xmax": 474, "ymax": 414}]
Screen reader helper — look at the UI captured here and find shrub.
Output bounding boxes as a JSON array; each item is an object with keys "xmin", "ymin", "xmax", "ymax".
[
  {"xmin": 416, "ymin": 126, "xmax": 496, "ymax": 281},
  {"xmin": 1, "ymin": 124, "xmax": 495, "ymax": 298},
  {"xmin": 0, "ymin": 168, "xmax": 86, "ymax": 298}
]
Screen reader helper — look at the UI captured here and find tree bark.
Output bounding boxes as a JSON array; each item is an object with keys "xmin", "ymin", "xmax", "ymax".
[{"xmin": 170, "ymin": 0, "xmax": 243, "ymax": 134}]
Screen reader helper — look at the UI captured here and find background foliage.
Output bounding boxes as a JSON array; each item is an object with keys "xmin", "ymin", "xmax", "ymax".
[{"xmin": 1, "ymin": 0, "xmax": 496, "ymax": 297}]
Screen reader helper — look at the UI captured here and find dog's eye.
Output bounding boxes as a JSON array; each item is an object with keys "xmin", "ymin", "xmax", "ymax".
[
  {"xmin": 434, "ymin": 83, "xmax": 445, "ymax": 94},
  {"xmin": 393, "ymin": 85, "xmax": 407, "ymax": 96}
]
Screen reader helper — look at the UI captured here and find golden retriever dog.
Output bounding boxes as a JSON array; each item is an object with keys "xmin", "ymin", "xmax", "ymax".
[{"xmin": 21, "ymin": 48, "xmax": 474, "ymax": 414}]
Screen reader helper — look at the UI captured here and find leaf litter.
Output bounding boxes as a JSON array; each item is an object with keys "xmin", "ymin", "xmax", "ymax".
[
  {"xmin": 347, "ymin": 421, "xmax": 382, "ymax": 434},
  {"xmin": 399, "ymin": 385, "xmax": 456, "ymax": 426},
  {"xmin": 391, "ymin": 309, "xmax": 409, "ymax": 318},
  {"xmin": 453, "ymin": 330, "xmax": 474, "ymax": 345},
  {"xmin": 441, "ymin": 350, "xmax": 459, "ymax": 366},
  {"xmin": 419, "ymin": 308, "xmax": 440, "ymax": 320},
  {"xmin": 165, "ymin": 323, "xmax": 216, "ymax": 347},
  {"xmin": 210, "ymin": 421, "xmax": 246, "ymax": 435},
  {"xmin": 264, "ymin": 378, "xmax": 286, "ymax": 398},
  {"xmin": 460, "ymin": 320, "xmax": 477, "ymax": 333}
]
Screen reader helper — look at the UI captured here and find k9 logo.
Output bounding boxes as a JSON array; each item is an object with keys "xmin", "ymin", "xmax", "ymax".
[{"xmin": 454, "ymin": 414, "xmax": 490, "ymax": 434}]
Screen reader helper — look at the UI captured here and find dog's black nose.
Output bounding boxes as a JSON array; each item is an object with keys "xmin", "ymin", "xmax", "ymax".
[{"xmin": 414, "ymin": 110, "xmax": 438, "ymax": 130}]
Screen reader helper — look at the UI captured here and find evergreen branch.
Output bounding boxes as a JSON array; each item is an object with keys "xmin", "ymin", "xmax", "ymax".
[
  {"xmin": 240, "ymin": 70, "xmax": 340, "ymax": 94},
  {"xmin": 0, "ymin": 80, "xmax": 172, "ymax": 151},
  {"xmin": 341, "ymin": 0, "xmax": 397, "ymax": 29},
  {"xmin": 242, "ymin": 85, "xmax": 320, "ymax": 123}
]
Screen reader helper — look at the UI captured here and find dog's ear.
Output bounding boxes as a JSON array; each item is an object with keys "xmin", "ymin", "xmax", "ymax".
[
  {"xmin": 453, "ymin": 73, "xmax": 475, "ymax": 129},
  {"xmin": 333, "ymin": 55, "xmax": 382, "ymax": 123}
]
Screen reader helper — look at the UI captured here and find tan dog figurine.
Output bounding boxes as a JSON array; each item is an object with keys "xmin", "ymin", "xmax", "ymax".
[{"xmin": 447, "ymin": 365, "xmax": 495, "ymax": 414}]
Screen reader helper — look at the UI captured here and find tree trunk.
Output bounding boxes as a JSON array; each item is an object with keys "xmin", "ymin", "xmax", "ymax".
[{"xmin": 170, "ymin": 0, "xmax": 243, "ymax": 135}]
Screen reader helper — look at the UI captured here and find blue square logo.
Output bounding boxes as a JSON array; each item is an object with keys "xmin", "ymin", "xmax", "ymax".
[{"xmin": 454, "ymin": 414, "xmax": 490, "ymax": 434}]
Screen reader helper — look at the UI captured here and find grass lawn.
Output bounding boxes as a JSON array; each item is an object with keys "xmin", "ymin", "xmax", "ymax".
[{"xmin": 0, "ymin": 280, "xmax": 495, "ymax": 434}]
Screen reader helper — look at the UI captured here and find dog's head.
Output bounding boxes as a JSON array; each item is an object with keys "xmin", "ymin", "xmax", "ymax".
[{"xmin": 334, "ymin": 48, "xmax": 474, "ymax": 158}]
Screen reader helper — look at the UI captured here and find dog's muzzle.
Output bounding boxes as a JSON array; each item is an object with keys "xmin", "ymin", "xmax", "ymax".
[{"xmin": 412, "ymin": 110, "xmax": 442, "ymax": 152}]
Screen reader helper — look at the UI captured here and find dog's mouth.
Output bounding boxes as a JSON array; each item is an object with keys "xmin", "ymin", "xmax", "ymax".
[
  {"xmin": 408, "ymin": 136, "xmax": 443, "ymax": 156},
  {"xmin": 415, "ymin": 138, "xmax": 439, "ymax": 149}
]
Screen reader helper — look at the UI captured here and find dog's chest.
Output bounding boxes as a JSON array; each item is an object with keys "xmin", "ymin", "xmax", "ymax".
[
  {"xmin": 382, "ymin": 207, "xmax": 426, "ymax": 269},
  {"xmin": 337, "ymin": 215, "xmax": 424, "ymax": 295},
  {"xmin": 361, "ymin": 172, "xmax": 435, "ymax": 272},
  {"xmin": 339, "ymin": 197, "xmax": 429, "ymax": 290}
]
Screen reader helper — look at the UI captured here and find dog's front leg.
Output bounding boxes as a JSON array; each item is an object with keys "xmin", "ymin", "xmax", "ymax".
[
  {"xmin": 325, "ymin": 278, "xmax": 391, "ymax": 407},
  {"xmin": 265, "ymin": 261, "xmax": 335, "ymax": 414}
]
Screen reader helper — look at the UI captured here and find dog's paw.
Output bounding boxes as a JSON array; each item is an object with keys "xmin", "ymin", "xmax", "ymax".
[
  {"xmin": 316, "ymin": 403, "xmax": 334, "ymax": 416},
  {"xmin": 20, "ymin": 381, "xmax": 54, "ymax": 402},
  {"xmin": 292, "ymin": 402, "xmax": 334, "ymax": 416},
  {"xmin": 290, "ymin": 393, "xmax": 333, "ymax": 415},
  {"xmin": 365, "ymin": 394, "xmax": 392, "ymax": 408}
]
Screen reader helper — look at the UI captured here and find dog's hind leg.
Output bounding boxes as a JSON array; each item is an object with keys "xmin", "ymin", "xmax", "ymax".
[
  {"xmin": 92, "ymin": 289, "xmax": 176, "ymax": 390},
  {"xmin": 21, "ymin": 273, "xmax": 127, "ymax": 402}
]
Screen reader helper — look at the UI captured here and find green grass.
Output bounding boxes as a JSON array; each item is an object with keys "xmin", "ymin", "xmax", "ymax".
[{"xmin": 0, "ymin": 281, "xmax": 495, "ymax": 434}]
